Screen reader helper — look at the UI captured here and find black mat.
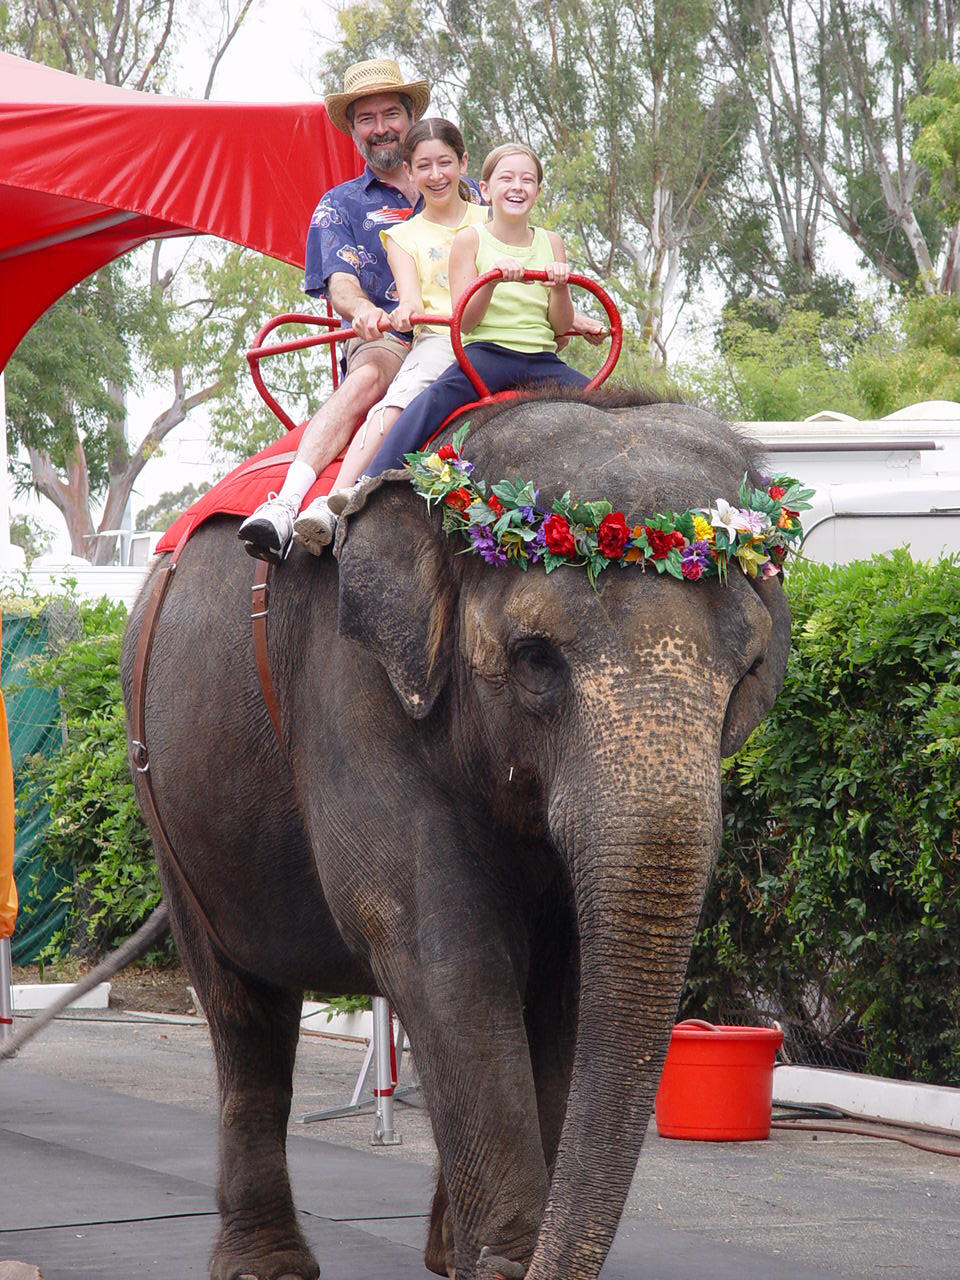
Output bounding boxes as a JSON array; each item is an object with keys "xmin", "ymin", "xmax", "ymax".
[{"xmin": 1, "ymin": 1069, "xmax": 835, "ymax": 1279}]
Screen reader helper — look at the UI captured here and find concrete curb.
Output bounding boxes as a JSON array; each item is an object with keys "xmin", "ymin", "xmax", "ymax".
[{"xmin": 774, "ymin": 1064, "xmax": 960, "ymax": 1133}]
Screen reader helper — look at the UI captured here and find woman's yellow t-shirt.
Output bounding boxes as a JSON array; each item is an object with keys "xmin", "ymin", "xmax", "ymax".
[{"xmin": 381, "ymin": 201, "xmax": 488, "ymax": 336}]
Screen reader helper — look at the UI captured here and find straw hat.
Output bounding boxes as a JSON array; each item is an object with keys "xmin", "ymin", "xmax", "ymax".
[{"xmin": 325, "ymin": 59, "xmax": 430, "ymax": 134}]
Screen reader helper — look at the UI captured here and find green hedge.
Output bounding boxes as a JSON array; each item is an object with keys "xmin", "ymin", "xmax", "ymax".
[
  {"xmin": 14, "ymin": 595, "xmax": 168, "ymax": 962},
  {"xmin": 684, "ymin": 551, "xmax": 960, "ymax": 1086}
]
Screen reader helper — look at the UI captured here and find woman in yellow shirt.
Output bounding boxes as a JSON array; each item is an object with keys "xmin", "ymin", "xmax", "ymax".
[{"xmin": 294, "ymin": 118, "xmax": 487, "ymax": 552}]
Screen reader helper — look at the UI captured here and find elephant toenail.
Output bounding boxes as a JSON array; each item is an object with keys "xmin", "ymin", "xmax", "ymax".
[{"xmin": 477, "ymin": 1247, "xmax": 526, "ymax": 1279}]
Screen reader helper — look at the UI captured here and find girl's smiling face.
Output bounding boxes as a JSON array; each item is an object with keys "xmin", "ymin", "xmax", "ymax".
[
  {"xmin": 406, "ymin": 138, "xmax": 468, "ymax": 206},
  {"xmin": 481, "ymin": 153, "xmax": 541, "ymax": 217}
]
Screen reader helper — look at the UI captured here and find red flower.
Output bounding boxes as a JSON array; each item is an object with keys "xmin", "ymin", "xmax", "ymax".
[
  {"xmin": 597, "ymin": 511, "xmax": 630, "ymax": 560},
  {"xmin": 437, "ymin": 444, "xmax": 459, "ymax": 461},
  {"xmin": 488, "ymin": 494, "xmax": 504, "ymax": 518},
  {"xmin": 643, "ymin": 527, "xmax": 686, "ymax": 560},
  {"xmin": 681, "ymin": 559, "xmax": 703, "ymax": 580},
  {"xmin": 444, "ymin": 487, "xmax": 472, "ymax": 513},
  {"xmin": 544, "ymin": 514, "xmax": 576, "ymax": 557},
  {"xmin": 768, "ymin": 484, "xmax": 786, "ymax": 501}
]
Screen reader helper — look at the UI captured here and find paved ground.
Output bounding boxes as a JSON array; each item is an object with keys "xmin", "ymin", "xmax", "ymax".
[{"xmin": 3, "ymin": 1010, "xmax": 960, "ymax": 1278}]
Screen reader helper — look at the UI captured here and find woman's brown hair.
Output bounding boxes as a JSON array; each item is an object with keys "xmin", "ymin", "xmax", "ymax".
[{"xmin": 402, "ymin": 117, "xmax": 474, "ymax": 203}]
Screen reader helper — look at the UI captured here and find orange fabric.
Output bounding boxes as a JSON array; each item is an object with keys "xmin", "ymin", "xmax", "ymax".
[{"xmin": 0, "ymin": 614, "xmax": 17, "ymax": 939}]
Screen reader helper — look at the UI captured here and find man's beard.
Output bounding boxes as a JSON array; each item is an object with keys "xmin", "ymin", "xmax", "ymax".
[{"xmin": 355, "ymin": 131, "xmax": 403, "ymax": 171}]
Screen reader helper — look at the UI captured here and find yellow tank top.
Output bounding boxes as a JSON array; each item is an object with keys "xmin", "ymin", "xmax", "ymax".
[
  {"xmin": 382, "ymin": 202, "xmax": 488, "ymax": 336},
  {"xmin": 468, "ymin": 223, "xmax": 557, "ymax": 353}
]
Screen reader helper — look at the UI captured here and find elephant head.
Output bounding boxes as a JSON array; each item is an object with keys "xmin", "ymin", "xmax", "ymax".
[{"xmin": 334, "ymin": 392, "xmax": 790, "ymax": 1279}]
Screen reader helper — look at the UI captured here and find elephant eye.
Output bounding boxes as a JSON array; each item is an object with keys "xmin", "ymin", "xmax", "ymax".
[{"xmin": 510, "ymin": 637, "xmax": 568, "ymax": 706}]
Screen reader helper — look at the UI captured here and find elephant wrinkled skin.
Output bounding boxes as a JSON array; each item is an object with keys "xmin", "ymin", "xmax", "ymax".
[{"xmin": 121, "ymin": 392, "xmax": 790, "ymax": 1280}]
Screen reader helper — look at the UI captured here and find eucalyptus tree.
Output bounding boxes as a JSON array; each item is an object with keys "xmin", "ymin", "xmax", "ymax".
[
  {"xmin": 731, "ymin": 0, "xmax": 960, "ymax": 294},
  {"xmin": 316, "ymin": 0, "xmax": 749, "ymax": 365}
]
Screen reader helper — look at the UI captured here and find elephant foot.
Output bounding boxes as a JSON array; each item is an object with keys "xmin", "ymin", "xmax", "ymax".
[
  {"xmin": 210, "ymin": 1231, "xmax": 319, "ymax": 1280},
  {"xmin": 424, "ymin": 1172, "xmax": 455, "ymax": 1277},
  {"xmin": 476, "ymin": 1246, "xmax": 527, "ymax": 1279}
]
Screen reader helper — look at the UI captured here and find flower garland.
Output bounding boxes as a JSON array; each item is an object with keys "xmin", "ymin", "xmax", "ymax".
[{"xmin": 404, "ymin": 425, "xmax": 814, "ymax": 586}]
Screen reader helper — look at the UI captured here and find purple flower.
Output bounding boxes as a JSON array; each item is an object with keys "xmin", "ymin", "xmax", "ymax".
[
  {"xmin": 681, "ymin": 540, "xmax": 711, "ymax": 570},
  {"xmin": 468, "ymin": 524, "xmax": 507, "ymax": 565},
  {"xmin": 738, "ymin": 508, "xmax": 769, "ymax": 536},
  {"xmin": 455, "ymin": 458, "xmax": 474, "ymax": 476},
  {"xmin": 527, "ymin": 522, "xmax": 547, "ymax": 563},
  {"xmin": 519, "ymin": 489, "xmax": 540, "ymax": 522}
]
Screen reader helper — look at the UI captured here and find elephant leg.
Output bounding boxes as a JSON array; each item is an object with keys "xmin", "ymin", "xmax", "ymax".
[
  {"xmin": 386, "ymin": 912, "xmax": 546, "ymax": 1280},
  {"xmin": 523, "ymin": 889, "xmax": 579, "ymax": 1180},
  {"xmin": 424, "ymin": 893, "xmax": 575, "ymax": 1280},
  {"xmin": 424, "ymin": 1170, "xmax": 455, "ymax": 1278},
  {"xmin": 160, "ymin": 869, "xmax": 317, "ymax": 1280}
]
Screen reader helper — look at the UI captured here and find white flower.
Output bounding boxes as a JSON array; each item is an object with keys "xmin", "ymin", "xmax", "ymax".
[{"xmin": 707, "ymin": 498, "xmax": 751, "ymax": 541}]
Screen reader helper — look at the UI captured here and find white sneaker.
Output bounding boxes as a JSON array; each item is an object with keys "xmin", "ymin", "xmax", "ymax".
[
  {"xmin": 325, "ymin": 480, "xmax": 364, "ymax": 517},
  {"xmin": 293, "ymin": 495, "xmax": 338, "ymax": 556},
  {"xmin": 237, "ymin": 493, "xmax": 299, "ymax": 563}
]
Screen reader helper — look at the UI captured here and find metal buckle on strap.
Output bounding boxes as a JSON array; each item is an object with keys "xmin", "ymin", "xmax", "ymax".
[{"xmin": 130, "ymin": 740, "xmax": 150, "ymax": 773}]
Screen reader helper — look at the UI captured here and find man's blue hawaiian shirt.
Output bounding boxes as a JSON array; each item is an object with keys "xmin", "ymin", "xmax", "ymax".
[
  {"xmin": 304, "ymin": 166, "xmax": 484, "ymax": 311},
  {"xmin": 304, "ymin": 165, "xmax": 416, "ymax": 309}
]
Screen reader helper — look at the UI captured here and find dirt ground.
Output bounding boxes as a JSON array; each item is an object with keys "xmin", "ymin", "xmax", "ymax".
[{"xmin": 11, "ymin": 961, "xmax": 196, "ymax": 1015}]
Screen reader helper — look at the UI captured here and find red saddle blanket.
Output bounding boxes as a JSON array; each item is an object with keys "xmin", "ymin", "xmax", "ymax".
[{"xmin": 155, "ymin": 423, "xmax": 341, "ymax": 555}]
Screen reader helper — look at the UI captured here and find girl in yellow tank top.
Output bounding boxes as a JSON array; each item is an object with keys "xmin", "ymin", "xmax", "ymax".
[
  {"xmin": 302, "ymin": 118, "xmax": 486, "ymax": 529},
  {"xmin": 449, "ymin": 142, "xmax": 573, "ymax": 352}
]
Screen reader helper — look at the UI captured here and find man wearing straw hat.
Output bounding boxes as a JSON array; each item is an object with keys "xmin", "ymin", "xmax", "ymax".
[{"xmin": 238, "ymin": 59, "xmax": 432, "ymax": 563}]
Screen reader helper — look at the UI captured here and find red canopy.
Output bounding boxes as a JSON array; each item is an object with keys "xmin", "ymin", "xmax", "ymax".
[{"xmin": 0, "ymin": 53, "xmax": 363, "ymax": 371}]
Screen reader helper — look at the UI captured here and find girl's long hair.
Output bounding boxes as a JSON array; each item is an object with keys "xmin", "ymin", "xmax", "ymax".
[{"xmin": 402, "ymin": 117, "xmax": 474, "ymax": 204}]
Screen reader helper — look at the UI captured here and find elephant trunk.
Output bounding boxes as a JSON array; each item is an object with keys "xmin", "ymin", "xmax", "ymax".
[{"xmin": 528, "ymin": 718, "xmax": 722, "ymax": 1279}]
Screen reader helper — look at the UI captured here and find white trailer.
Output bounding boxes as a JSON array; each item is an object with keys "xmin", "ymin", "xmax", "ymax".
[{"xmin": 745, "ymin": 401, "xmax": 960, "ymax": 566}]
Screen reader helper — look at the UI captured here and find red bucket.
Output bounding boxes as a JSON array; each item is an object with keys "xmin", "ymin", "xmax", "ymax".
[{"xmin": 654, "ymin": 1019, "xmax": 783, "ymax": 1141}]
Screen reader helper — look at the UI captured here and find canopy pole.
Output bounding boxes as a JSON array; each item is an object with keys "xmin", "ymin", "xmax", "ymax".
[{"xmin": 0, "ymin": 938, "xmax": 13, "ymax": 1045}]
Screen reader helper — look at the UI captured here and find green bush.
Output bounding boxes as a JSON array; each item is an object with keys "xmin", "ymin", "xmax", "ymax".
[
  {"xmin": 684, "ymin": 551, "xmax": 960, "ymax": 1085},
  {"xmin": 17, "ymin": 595, "xmax": 166, "ymax": 961}
]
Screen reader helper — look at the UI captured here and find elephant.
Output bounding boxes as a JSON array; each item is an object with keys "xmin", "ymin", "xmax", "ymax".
[{"xmin": 120, "ymin": 388, "xmax": 791, "ymax": 1280}]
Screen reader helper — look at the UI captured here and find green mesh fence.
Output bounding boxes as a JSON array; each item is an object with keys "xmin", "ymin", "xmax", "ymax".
[{"xmin": 2, "ymin": 608, "xmax": 72, "ymax": 962}]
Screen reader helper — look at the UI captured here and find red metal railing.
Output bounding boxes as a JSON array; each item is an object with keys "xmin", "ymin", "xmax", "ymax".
[{"xmin": 246, "ymin": 270, "xmax": 623, "ymax": 432}]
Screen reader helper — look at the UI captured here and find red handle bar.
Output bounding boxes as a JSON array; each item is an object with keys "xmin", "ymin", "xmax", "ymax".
[
  {"xmin": 246, "ymin": 272, "xmax": 622, "ymax": 431},
  {"xmin": 449, "ymin": 268, "xmax": 622, "ymax": 398}
]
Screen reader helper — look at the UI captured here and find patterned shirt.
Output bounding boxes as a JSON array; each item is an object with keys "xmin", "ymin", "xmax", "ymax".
[
  {"xmin": 304, "ymin": 166, "xmax": 483, "ymax": 312},
  {"xmin": 305, "ymin": 165, "xmax": 415, "ymax": 310}
]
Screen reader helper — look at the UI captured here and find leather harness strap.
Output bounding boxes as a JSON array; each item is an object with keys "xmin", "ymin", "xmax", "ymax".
[
  {"xmin": 130, "ymin": 530, "xmax": 246, "ymax": 967},
  {"xmin": 251, "ymin": 558, "xmax": 289, "ymax": 762}
]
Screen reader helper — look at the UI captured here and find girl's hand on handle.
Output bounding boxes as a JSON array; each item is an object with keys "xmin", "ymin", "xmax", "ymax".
[
  {"xmin": 493, "ymin": 257, "xmax": 525, "ymax": 282},
  {"xmin": 544, "ymin": 261, "xmax": 571, "ymax": 286},
  {"xmin": 389, "ymin": 299, "xmax": 421, "ymax": 333},
  {"xmin": 571, "ymin": 309, "xmax": 607, "ymax": 345}
]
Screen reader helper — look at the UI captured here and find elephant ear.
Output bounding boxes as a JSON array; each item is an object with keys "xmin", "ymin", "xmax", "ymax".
[
  {"xmin": 334, "ymin": 472, "xmax": 457, "ymax": 719},
  {"xmin": 720, "ymin": 573, "xmax": 791, "ymax": 758}
]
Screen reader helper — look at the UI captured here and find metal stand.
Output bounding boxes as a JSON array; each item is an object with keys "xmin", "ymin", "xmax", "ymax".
[
  {"xmin": 0, "ymin": 936, "xmax": 14, "ymax": 1048},
  {"xmin": 300, "ymin": 996, "xmax": 419, "ymax": 1145}
]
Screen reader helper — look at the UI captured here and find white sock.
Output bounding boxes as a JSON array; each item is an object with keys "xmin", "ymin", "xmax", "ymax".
[{"xmin": 277, "ymin": 459, "xmax": 317, "ymax": 509}]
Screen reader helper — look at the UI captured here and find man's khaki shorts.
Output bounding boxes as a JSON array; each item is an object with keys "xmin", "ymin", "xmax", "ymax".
[{"xmin": 343, "ymin": 332, "xmax": 411, "ymax": 374}]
